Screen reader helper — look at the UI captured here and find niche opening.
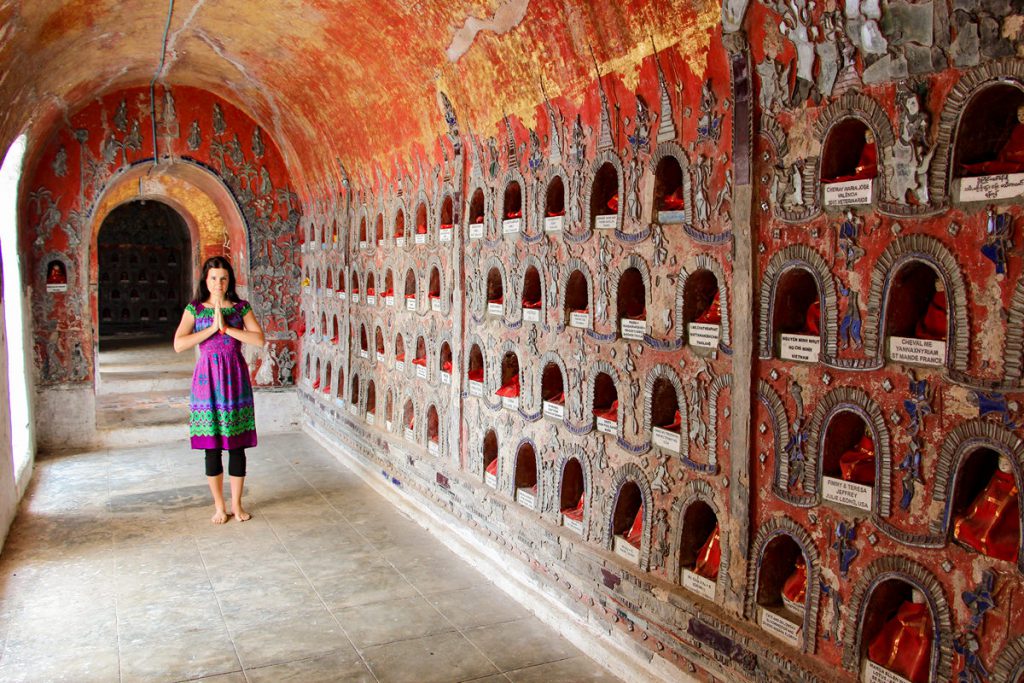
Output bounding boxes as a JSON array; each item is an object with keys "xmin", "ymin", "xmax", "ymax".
[
  {"xmin": 654, "ymin": 156, "xmax": 685, "ymax": 222},
  {"xmin": 860, "ymin": 579, "xmax": 934, "ymax": 683},
  {"xmin": 487, "ymin": 267, "xmax": 504, "ymax": 317},
  {"xmin": 592, "ymin": 372, "xmax": 619, "ymax": 435},
  {"xmin": 404, "ymin": 269, "xmax": 417, "ymax": 310},
  {"xmin": 612, "ymin": 481, "xmax": 643, "ymax": 563},
  {"xmin": 366, "ymin": 272, "xmax": 376, "ymax": 303},
  {"xmin": 359, "ymin": 216, "xmax": 368, "ymax": 247},
  {"xmin": 821, "ymin": 411, "xmax": 875, "ymax": 512},
  {"xmin": 522, "ymin": 266, "xmax": 542, "ymax": 322},
  {"xmin": 951, "ymin": 447, "xmax": 1020, "ymax": 564},
  {"xmin": 685, "ymin": 269, "xmax": 721, "ymax": 349},
  {"xmin": 650, "ymin": 377, "xmax": 682, "ymax": 454},
  {"xmin": 375, "ymin": 327, "xmax": 385, "ymax": 360},
  {"xmin": 885, "ymin": 262, "xmax": 947, "ymax": 367},
  {"xmin": 820, "ymin": 118, "xmax": 877, "ymax": 185},
  {"xmin": 617, "ymin": 267, "xmax": 646, "ymax": 340},
  {"xmin": 514, "ymin": 442, "xmax": 538, "ymax": 509},
  {"xmin": 467, "ymin": 344, "xmax": 484, "ymax": 391},
  {"xmin": 366, "ymin": 381, "xmax": 376, "ymax": 421},
  {"xmin": 426, "ymin": 405, "xmax": 440, "ymax": 454},
  {"xmin": 541, "ymin": 362, "xmax": 565, "ymax": 421},
  {"xmin": 956, "ymin": 84, "xmax": 1024, "ymax": 178},
  {"xmin": 495, "ymin": 351, "xmax": 520, "ymax": 408},
  {"xmin": 503, "ymin": 180, "xmax": 523, "ymax": 233},
  {"xmin": 439, "ymin": 341, "xmax": 453, "ymax": 383},
  {"xmin": 544, "ymin": 175, "xmax": 565, "ymax": 232},
  {"xmin": 350, "ymin": 375, "xmax": 360, "ymax": 407},
  {"xmin": 565, "ymin": 270, "xmax": 590, "ymax": 329},
  {"xmin": 413, "ymin": 336, "xmax": 427, "ymax": 378},
  {"xmin": 755, "ymin": 535, "xmax": 806, "ymax": 644},
  {"xmin": 375, "ymin": 213, "xmax": 384, "ymax": 245},
  {"xmin": 395, "ymin": 335, "xmax": 406, "ymax": 366},
  {"xmin": 429, "ymin": 267, "xmax": 441, "ymax": 310},
  {"xmin": 383, "ymin": 269, "xmax": 394, "ymax": 305},
  {"xmin": 415, "ymin": 202, "xmax": 428, "ymax": 243},
  {"xmin": 403, "ymin": 400, "xmax": 415, "ymax": 439},
  {"xmin": 394, "ymin": 209, "xmax": 406, "ymax": 244},
  {"xmin": 324, "ymin": 362, "xmax": 332, "ymax": 394},
  {"xmin": 560, "ymin": 458, "xmax": 585, "ymax": 533},
  {"xmin": 773, "ymin": 268, "xmax": 821, "ymax": 363},
  {"xmin": 483, "ymin": 429, "xmax": 498, "ymax": 487},
  {"xmin": 590, "ymin": 162, "xmax": 620, "ymax": 230},
  {"xmin": 679, "ymin": 502, "xmax": 720, "ymax": 599}
]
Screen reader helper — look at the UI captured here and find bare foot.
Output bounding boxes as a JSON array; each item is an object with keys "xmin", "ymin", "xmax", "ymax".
[
  {"xmin": 211, "ymin": 508, "xmax": 230, "ymax": 524},
  {"xmin": 232, "ymin": 507, "xmax": 251, "ymax": 522}
]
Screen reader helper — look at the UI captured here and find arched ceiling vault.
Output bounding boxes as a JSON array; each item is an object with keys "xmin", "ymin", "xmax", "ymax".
[{"xmin": 0, "ymin": 0, "xmax": 722, "ymax": 190}]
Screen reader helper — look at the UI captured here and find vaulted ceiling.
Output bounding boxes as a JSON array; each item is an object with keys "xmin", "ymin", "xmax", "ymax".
[{"xmin": 0, "ymin": 0, "xmax": 722, "ymax": 188}]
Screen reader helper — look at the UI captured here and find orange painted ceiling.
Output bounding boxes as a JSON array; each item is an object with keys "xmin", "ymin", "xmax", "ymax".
[{"xmin": 0, "ymin": 0, "xmax": 721, "ymax": 187}]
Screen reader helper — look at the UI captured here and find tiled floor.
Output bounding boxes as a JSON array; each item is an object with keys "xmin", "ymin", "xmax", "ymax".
[{"xmin": 0, "ymin": 432, "xmax": 621, "ymax": 682}]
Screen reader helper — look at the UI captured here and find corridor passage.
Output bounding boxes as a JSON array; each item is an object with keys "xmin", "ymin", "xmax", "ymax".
[{"xmin": 0, "ymin": 432, "xmax": 620, "ymax": 682}]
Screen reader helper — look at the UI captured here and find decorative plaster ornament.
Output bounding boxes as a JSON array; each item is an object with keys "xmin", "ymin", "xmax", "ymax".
[
  {"xmin": 831, "ymin": 520, "xmax": 858, "ymax": 578},
  {"xmin": 251, "ymin": 127, "xmax": 265, "ymax": 159},
  {"xmin": 627, "ymin": 94, "xmax": 653, "ymax": 156},
  {"xmin": 212, "ymin": 103, "xmax": 227, "ymax": 138},
  {"xmin": 837, "ymin": 210, "xmax": 865, "ymax": 266},
  {"xmin": 693, "ymin": 154, "xmax": 711, "ymax": 227},
  {"xmin": 756, "ymin": 57, "xmax": 790, "ymax": 116},
  {"xmin": 768, "ymin": 0, "xmax": 819, "ymax": 105},
  {"xmin": 838, "ymin": 283, "xmax": 863, "ymax": 349},
  {"xmin": 696, "ymin": 81, "xmax": 722, "ymax": 143},
  {"xmin": 52, "ymin": 146, "xmax": 67, "ymax": 178},
  {"xmin": 114, "ymin": 99, "xmax": 128, "ymax": 132},
  {"xmin": 981, "ymin": 207, "xmax": 1013, "ymax": 276},
  {"xmin": 187, "ymin": 121, "xmax": 200, "ymax": 152}
]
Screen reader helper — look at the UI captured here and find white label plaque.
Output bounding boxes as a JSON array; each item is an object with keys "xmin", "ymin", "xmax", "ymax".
[
  {"xmin": 415, "ymin": 233, "xmax": 426, "ymax": 245},
  {"xmin": 652, "ymin": 426, "xmax": 682, "ymax": 453},
  {"xmin": 657, "ymin": 209, "xmax": 686, "ymax": 224},
  {"xmin": 501, "ymin": 395, "xmax": 520, "ymax": 412},
  {"xmin": 516, "ymin": 488, "xmax": 536, "ymax": 510},
  {"xmin": 395, "ymin": 361, "xmax": 405, "ymax": 372},
  {"xmin": 431, "ymin": 298, "xmax": 441, "ymax": 312},
  {"xmin": 396, "ymin": 236, "xmax": 406, "ymax": 247},
  {"xmin": 484, "ymin": 471, "xmax": 497, "ymax": 488},
  {"xmin": 595, "ymin": 213, "xmax": 617, "ymax": 230},
  {"xmin": 487, "ymin": 302, "xmax": 504, "ymax": 316},
  {"xmin": 621, "ymin": 318, "xmax": 647, "ymax": 341},
  {"xmin": 523, "ymin": 308, "xmax": 540, "ymax": 323},
  {"xmin": 359, "ymin": 241, "xmax": 367, "ymax": 250},
  {"xmin": 682, "ymin": 569, "xmax": 717, "ymax": 601},
  {"xmin": 351, "ymin": 293, "xmax": 359, "ymax": 304},
  {"xmin": 544, "ymin": 215, "xmax": 564, "ymax": 232},
  {"xmin": 441, "ymin": 371, "xmax": 451, "ymax": 385},
  {"xmin": 613, "ymin": 536, "xmax": 641, "ymax": 563},
  {"xmin": 596, "ymin": 416, "xmax": 617, "ymax": 436},
  {"xmin": 385, "ymin": 295, "xmax": 394, "ymax": 307},
  {"xmin": 469, "ymin": 222, "xmax": 484, "ymax": 240},
  {"xmin": 822, "ymin": 476, "xmax": 873, "ymax": 512},
  {"xmin": 428, "ymin": 440, "xmax": 439, "ymax": 456},
  {"xmin": 779, "ymin": 333, "xmax": 821, "ymax": 363},
  {"xmin": 760, "ymin": 608, "xmax": 801, "ymax": 647},
  {"xmin": 406, "ymin": 297, "xmax": 417, "ymax": 311},
  {"xmin": 416, "ymin": 364, "xmax": 427, "ymax": 379},
  {"xmin": 303, "ymin": 286, "xmax": 311, "ymax": 294},
  {"xmin": 439, "ymin": 227, "xmax": 453, "ymax": 243},
  {"xmin": 543, "ymin": 401, "xmax": 565, "ymax": 420},
  {"xmin": 469, "ymin": 380, "xmax": 483, "ymax": 397},
  {"xmin": 889, "ymin": 336, "xmax": 945, "ymax": 367},
  {"xmin": 688, "ymin": 323, "xmax": 721, "ymax": 349},
  {"xmin": 823, "ymin": 178, "xmax": 873, "ymax": 207},
  {"xmin": 367, "ymin": 295, "xmax": 376, "ymax": 305},
  {"xmin": 359, "ymin": 349, "xmax": 368, "ymax": 359},
  {"xmin": 569, "ymin": 311, "xmax": 591, "ymax": 329},
  {"xmin": 366, "ymin": 413, "xmax": 375, "ymax": 426},
  {"xmin": 959, "ymin": 172, "xmax": 1024, "ymax": 202},
  {"xmin": 349, "ymin": 404, "xmax": 358, "ymax": 415},
  {"xmin": 338, "ymin": 291, "xmax": 346, "ymax": 300},
  {"xmin": 377, "ymin": 352, "xmax": 386, "ymax": 363},
  {"xmin": 502, "ymin": 218, "xmax": 521, "ymax": 234},
  {"xmin": 863, "ymin": 659, "xmax": 914, "ymax": 683},
  {"xmin": 562, "ymin": 514, "xmax": 584, "ymax": 535},
  {"xmin": 405, "ymin": 427, "xmax": 415, "ymax": 442},
  {"xmin": 377, "ymin": 239, "xmax": 384, "ymax": 247},
  {"xmin": 385, "ymin": 420, "xmax": 393, "ymax": 431}
]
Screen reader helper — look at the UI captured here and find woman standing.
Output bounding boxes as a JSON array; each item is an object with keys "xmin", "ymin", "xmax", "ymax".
[{"xmin": 174, "ymin": 256, "xmax": 264, "ymax": 524}]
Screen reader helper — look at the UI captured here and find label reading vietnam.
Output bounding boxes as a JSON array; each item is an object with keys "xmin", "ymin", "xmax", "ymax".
[
  {"xmin": 596, "ymin": 416, "xmax": 617, "ymax": 436},
  {"xmin": 569, "ymin": 311, "xmax": 591, "ymax": 329},
  {"xmin": 822, "ymin": 476, "xmax": 873, "ymax": 512},
  {"xmin": 543, "ymin": 401, "xmax": 565, "ymax": 420},
  {"xmin": 779, "ymin": 333, "xmax": 821, "ymax": 363},
  {"xmin": 889, "ymin": 336, "xmax": 945, "ymax": 367},
  {"xmin": 469, "ymin": 223, "xmax": 484, "ymax": 240},
  {"xmin": 468, "ymin": 380, "xmax": 483, "ymax": 397},
  {"xmin": 439, "ymin": 227, "xmax": 453, "ymax": 243},
  {"xmin": 441, "ymin": 371, "xmax": 451, "ymax": 386},
  {"xmin": 522, "ymin": 308, "xmax": 540, "ymax": 323},
  {"xmin": 544, "ymin": 215, "xmax": 564, "ymax": 232},
  {"xmin": 502, "ymin": 218, "xmax": 521, "ymax": 234},
  {"xmin": 501, "ymin": 395, "xmax": 519, "ymax": 412}
]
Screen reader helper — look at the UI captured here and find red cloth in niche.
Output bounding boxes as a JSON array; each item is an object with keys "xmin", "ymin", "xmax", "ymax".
[
  {"xmin": 544, "ymin": 391, "xmax": 565, "ymax": 405},
  {"xmin": 522, "ymin": 298, "xmax": 542, "ymax": 309},
  {"xmin": 693, "ymin": 524, "xmax": 721, "ymax": 580},
  {"xmin": 496, "ymin": 377, "xmax": 520, "ymax": 398},
  {"xmin": 331, "ymin": 335, "xmax": 339, "ymax": 344},
  {"xmin": 412, "ymin": 356, "xmax": 427, "ymax": 367},
  {"xmin": 662, "ymin": 186, "xmax": 685, "ymax": 210},
  {"xmin": 623, "ymin": 506, "xmax": 644, "ymax": 547},
  {"xmin": 867, "ymin": 601, "xmax": 933, "ymax": 683},
  {"xmin": 781, "ymin": 557, "xmax": 807, "ymax": 607},
  {"xmin": 395, "ymin": 352, "xmax": 405, "ymax": 361},
  {"xmin": 489, "ymin": 297, "xmax": 504, "ymax": 305},
  {"xmin": 485, "ymin": 458, "xmax": 498, "ymax": 475},
  {"xmin": 468, "ymin": 368, "xmax": 484, "ymax": 382},
  {"xmin": 546, "ymin": 208, "xmax": 565, "ymax": 217},
  {"xmin": 562, "ymin": 495, "xmax": 584, "ymax": 521},
  {"xmin": 593, "ymin": 399, "xmax": 618, "ymax": 422},
  {"xmin": 505, "ymin": 209, "xmax": 522, "ymax": 219},
  {"xmin": 607, "ymin": 194, "xmax": 619, "ymax": 213},
  {"xmin": 405, "ymin": 293, "xmax": 416, "ymax": 300},
  {"xmin": 914, "ymin": 291, "xmax": 947, "ymax": 341},
  {"xmin": 440, "ymin": 223, "xmax": 454, "ymax": 230},
  {"xmin": 662, "ymin": 410, "xmax": 682, "ymax": 432},
  {"xmin": 416, "ymin": 223, "xmax": 427, "ymax": 234},
  {"xmin": 838, "ymin": 434, "xmax": 876, "ymax": 485},
  {"xmin": 382, "ymin": 288, "xmax": 393, "ymax": 297},
  {"xmin": 366, "ymin": 288, "xmax": 375, "ymax": 296},
  {"xmin": 954, "ymin": 468, "xmax": 1020, "ymax": 563},
  {"xmin": 694, "ymin": 291, "xmax": 722, "ymax": 325},
  {"xmin": 802, "ymin": 299, "xmax": 821, "ymax": 336},
  {"xmin": 311, "ymin": 379, "xmax": 320, "ymax": 390},
  {"xmin": 962, "ymin": 124, "xmax": 1024, "ymax": 176},
  {"xmin": 429, "ymin": 293, "xmax": 440, "ymax": 300},
  {"xmin": 822, "ymin": 141, "xmax": 877, "ymax": 183}
]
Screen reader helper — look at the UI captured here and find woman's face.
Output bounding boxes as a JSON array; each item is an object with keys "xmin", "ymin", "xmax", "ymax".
[{"xmin": 206, "ymin": 268, "xmax": 230, "ymax": 299}]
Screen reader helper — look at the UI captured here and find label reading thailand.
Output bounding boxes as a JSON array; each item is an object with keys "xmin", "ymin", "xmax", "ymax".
[
  {"xmin": 516, "ymin": 488, "xmax": 536, "ymax": 509},
  {"xmin": 359, "ymin": 349, "xmax": 368, "ymax": 359},
  {"xmin": 523, "ymin": 308, "xmax": 540, "ymax": 323},
  {"xmin": 823, "ymin": 178, "xmax": 873, "ymax": 207},
  {"xmin": 416, "ymin": 364, "xmax": 427, "ymax": 380},
  {"xmin": 439, "ymin": 228, "xmax": 452, "ymax": 243},
  {"xmin": 405, "ymin": 427, "xmax": 415, "ymax": 442},
  {"xmin": 569, "ymin": 311, "xmax": 591, "ymax": 329},
  {"xmin": 406, "ymin": 297, "xmax": 417, "ymax": 311},
  {"xmin": 544, "ymin": 215, "xmax": 564, "ymax": 232},
  {"xmin": 595, "ymin": 213, "xmax": 617, "ymax": 230},
  {"xmin": 613, "ymin": 536, "xmax": 641, "ymax": 563},
  {"xmin": 396, "ymin": 236, "xmax": 406, "ymax": 247},
  {"xmin": 469, "ymin": 223, "xmax": 484, "ymax": 240},
  {"xmin": 760, "ymin": 608, "xmax": 801, "ymax": 647},
  {"xmin": 367, "ymin": 295, "xmax": 376, "ymax": 306},
  {"xmin": 415, "ymin": 233, "xmax": 426, "ymax": 245},
  {"xmin": 501, "ymin": 395, "xmax": 520, "ymax": 412},
  {"xmin": 562, "ymin": 514, "xmax": 584, "ymax": 535},
  {"xmin": 502, "ymin": 218, "xmax": 521, "ymax": 234},
  {"xmin": 822, "ymin": 476, "xmax": 873, "ymax": 512},
  {"xmin": 688, "ymin": 323, "xmax": 721, "ymax": 349},
  {"xmin": 441, "ymin": 371, "xmax": 451, "ymax": 385},
  {"xmin": 779, "ymin": 333, "xmax": 821, "ymax": 363},
  {"xmin": 385, "ymin": 295, "xmax": 394, "ymax": 307},
  {"xmin": 652, "ymin": 426, "xmax": 682, "ymax": 453},
  {"xmin": 488, "ymin": 302, "xmax": 504, "ymax": 316},
  {"xmin": 431, "ymin": 298, "xmax": 441, "ymax": 312},
  {"xmin": 863, "ymin": 659, "xmax": 914, "ymax": 683},
  {"xmin": 377, "ymin": 352, "xmax": 386, "ymax": 363},
  {"xmin": 889, "ymin": 336, "xmax": 946, "ymax": 367},
  {"xmin": 428, "ymin": 441, "xmax": 439, "ymax": 456},
  {"xmin": 682, "ymin": 569, "xmax": 717, "ymax": 601},
  {"xmin": 469, "ymin": 380, "xmax": 483, "ymax": 397},
  {"xmin": 484, "ymin": 471, "xmax": 497, "ymax": 488},
  {"xmin": 395, "ymin": 361, "xmax": 405, "ymax": 372},
  {"xmin": 621, "ymin": 318, "xmax": 647, "ymax": 341},
  {"xmin": 596, "ymin": 416, "xmax": 617, "ymax": 436},
  {"xmin": 959, "ymin": 172, "xmax": 1024, "ymax": 202},
  {"xmin": 366, "ymin": 413, "xmax": 375, "ymax": 426},
  {"xmin": 543, "ymin": 401, "xmax": 565, "ymax": 420}
]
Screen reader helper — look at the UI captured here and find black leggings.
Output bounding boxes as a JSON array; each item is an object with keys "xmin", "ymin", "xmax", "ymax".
[{"xmin": 205, "ymin": 448, "xmax": 247, "ymax": 477}]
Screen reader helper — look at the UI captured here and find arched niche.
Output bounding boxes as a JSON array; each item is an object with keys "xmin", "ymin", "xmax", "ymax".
[
  {"xmin": 649, "ymin": 374, "xmax": 683, "ymax": 455},
  {"xmin": 467, "ymin": 342, "xmax": 485, "ymax": 393},
  {"xmin": 482, "ymin": 428, "xmax": 499, "ymax": 487},
  {"xmin": 616, "ymin": 266, "xmax": 647, "ymax": 340},
  {"xmin": 503, "ymin": 178, "xmax": 523, "ymax": 234},
  {"xmin": 336, "ymin": 268, "xmax": 346, "ymax": 298},
  {"xmin": 954, "ymin": 82, "xmax": 1024, "ymax": 179},
  {"xmin": 394, "ymin": 334, "xmax": 406, "ymax": 367},
  {"xmin": 653, "ymin": 153, "xmax": 686, "ymax": 222},
  {"xmin": 544, "ymin": 173, "xmax": 566, "ymax": 232},
  {"xmin": 350, "ymin": 373, "xmax": 360, "ymax": 408},
  {"xmin": 947, "ymin": 446, "xmax": 1021, "ymax": 566},
  {"xmin": 359, "ymin": 324, "xmax": 368, "ymax": 358},
  {"xmin": 819, "ymin": 118, "xmax": 878, "ymax": 186},
  {"xmin": 856, "ymin": 578, "xmax": 935, "ymax": 683},
  {"xmin": 366, "ymin": 380, "xmax": 377, "ymax": 422},
  {"xmin": 439, "ymin": 194, "xmax": 454, "ymax": 236},
  {"xmin": 428, "ymin": 266, "xmax": 441, "ymax": 311},
  {"xmin": 772, "ymin": 267, "xmax": 823, "ymax": 363},
  {"xmin": 564, "ymin": 269, "xmax": 590, "ymax": 329},
  {"xmin": 753, "ymin": 532, "xmax": 812, "ymax": 651},
  {"xmin": 358, "ymin": 215, "xmax": 368, "ymax": 248},
  {"xmin": 683, "ymin": 268, "xmax": 722, "ymax": 350},
  {"xmin": 325, "ymin": 268, "xmax": 333, "ymax": 290},
  {"xmin": 384, "ymin": 388, "xmax": 394, "ymax": 428},
  {"xmin": 486, "ymin": 266, "xmax": 504, "ymax": 317},
  {"xmin": 439, "ymin": 341, "xmax": 453, "ymax": 384},
  {"xmin": 495, "ymin": 350, "xmax": 521, "ymax": 409},
  {"xmin": 559, "ymin": 457, "xmax": 586, "ymax": 534},
  {"xmin": 320, "ymin": 313, "xmax": 327, "ymax": 339},
  {"xmin": 350, "ymin": 267, "xmax": 361, "ymax": 301},
  {"xmin": 413, "ymin": 335, "xmax": 427, "ymax": 378},
  {"xmin": 366, "ymin": 271, "xmax": 376, "ymax": 303},
  {"xmin": 393, "ymin": 207, "xmax": 406, "ymax": 246},
  {"xmin": 414, "ymin": 201, "xmax": 428, "ymax": 244},
  {"xmin": 331, "ymin": 220, "xmax": 339, "ymax": 248},
  {"xmin": 513, "ymin": 441, "xmax": 538, "ymax": 510},
  {"xmin": 610, "ymin": 479, "xmax": 645, "ymax": 565},
  {"xmin": 882, "ymin": 260, "xmax": 948, "ymax": 368},
  {"xmin": 589, "ymin": 160, "xmax": 621, "ymax": 231},
  {"xmin": 521, "ymin": 264, "xmax": 543, "ymax": 323},
  {"xmin": 468, "ymin": 187, "xmax": 486, "ymax": 230},
  {"xmin": 403, "ymin": 399, "xmax": 416, "ymax": 440},
  {"xmin": 331, "ymin": 315, "xmax": 339, "ymax": 343},
  {"xmin": 375, "ymin": 326, "xmax": 385, "ymax": 360},
  {"xmin": 375, "ymin": 212, "xmax": 384, "ymax": 245},
  {"xmin": 816, "ymin": 407, "xmax": 881, "ymax": 513},
  {"xmin": 336, "ymin": 364, "xmax": 345, "ymax": 401},
  {"xmin": 404, "ymin": 269, "xmax": 417, "ymax": 310},
  {"xmin": 541, "ymin": 361, "xmax": 565, "ymax": 421},
  {"xmin": 323, "ymin": 362, "xmax": 333, "ymax": 394},
  {"xmin": 304, "ymin": 354, "xmax": 311, "ymax": 382},
  {"xmin": 315, "ymin": 270, "xmax": 322, "ymax": 291},
  {"xmin": 426, "ymin": 404, "xmax": 440, "ymax": 454},
  {"xmin": 383, "ymin": 269, "xmax": 394, "ymax": 305},
  {"xmin": 591, "ymin": 370, "xmax": 620, "ymax": 436},
  {"xmin": 677, "ymin": 499, "xmax": 721, "ymax": 601}
]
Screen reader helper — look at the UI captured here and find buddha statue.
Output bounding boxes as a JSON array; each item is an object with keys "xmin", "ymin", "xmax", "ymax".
[
  {"xmin": 914, "ymin": 278, "xmax": 947, "ymax": 342},
  {"xmin": 822, "ymin": 128, "xmax": 877, "ymax": 183},
  {"xmin": 693, "ymin": 524, "xmax": 721, "ymax": 580},
  {"xmin": 962, "ymin": 104, "xmax": 1024, "ymax": 176},
  {"xmin": 953, "ymin": 453, "xmax": 1020, "ymax": 563},
  {"xmin": 694, "ymin": 291, "xmax": 722, "ymax": 325},
  {"xmin": 866, "ymin": 589, "xmax": 932, "ymax": 683},
  {"xmin": 781, "ymin": 556, "xmax": 807, "ymax": 615},
  {"xmin": 838, "ymin": 433, "xmax": 876, "ymax": 486}
]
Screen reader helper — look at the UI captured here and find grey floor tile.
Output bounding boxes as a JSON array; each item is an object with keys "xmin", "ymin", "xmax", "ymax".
[
  {"xmin": 335, "ymin": 594, "xmax": 455, "ymax": 649},
  {"xmin": 504, "ymin": 656, "xmax": 622, "ymax": 682},
  {"xmin": 230, "ymin": 612, "xmax": 355, "ymax": 669},
  {"xmin": 426, "ymin": 586, "xmax": 530, "ymax": 630},
  {"xmin": 463, "ymin": 617, "xmax": 583, "ymax": 672},
  {"xmin": 244, "ymin": 650, "xmax": 375, "ymax": 682},
  {"xmin": 361, "ymin": 631, "xmax": 500, "ymax": 683},
  {"xmin": 318, "ymin": 563, "xmax": 420, "ymax": 610}
]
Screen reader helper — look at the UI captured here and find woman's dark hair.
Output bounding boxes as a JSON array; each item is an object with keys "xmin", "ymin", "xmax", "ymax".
[{"xmin": 195, "ymin": 256, "xmax": 240, "ymax": 304}]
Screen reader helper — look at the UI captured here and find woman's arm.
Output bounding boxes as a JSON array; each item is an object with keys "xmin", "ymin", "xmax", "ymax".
[
  {"xmin": 224, "ymin": 310, "xmax": 265, "ymax": 348},
  {"xmin": 173, "ymin": 308, "xmax": 219, "ymax": 353}
]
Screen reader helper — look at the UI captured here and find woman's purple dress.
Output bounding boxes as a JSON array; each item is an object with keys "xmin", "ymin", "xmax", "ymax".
[{"xmin": 187, "ymin": 299, "xmax": 258, "ymax": 450}]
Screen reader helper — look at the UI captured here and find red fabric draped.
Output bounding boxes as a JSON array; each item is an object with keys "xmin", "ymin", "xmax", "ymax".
[
  {"xmin": 914, "ymin": 291, "xmax": 947, "ymax": 341},
  {"xmin": 954, "ymin": 469, "xmax": 1020, "ymax": 563},
  {"xmin": 693, "ymin": 525, "xmax": 721, "ymax": 580},
  {"xmin": 867, "ymin": 601, "xmax": 933, "ymax": 683},
  {"xmin": 694, "ymin": 291, "xmax": 722, "ymax": 325},
  {"xmin": 838, "ymin": 434, "xmax": 876, "ymax": 485}
]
